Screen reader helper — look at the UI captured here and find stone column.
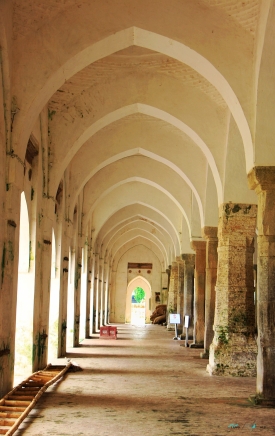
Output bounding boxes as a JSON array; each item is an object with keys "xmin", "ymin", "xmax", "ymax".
[
  {"xmin": 165, "ymin": 266, "xmax": 171, "ymax": 324},
  {"xmin": 73, "ymin": 243, "xmax": 82, "ymax": 347},
  {"xmin": 85, "ymin": 241, "xmax": 93, "ymax": 338},
  {"xmin": 207, "ymin": 203, "xmax": 257, "ymax": 377},
  {"xmin": 177, "ymin": 259, "xmax": 184, "ymax": 328},
  {"xmin": 94, "ymin": 254, "xmax": 100, "ymax": 331},
  {"xmin": 57, "ymin": 229, "xmax": 70, "ymax": 357},
  {"xmin": 104, "ymin": 261, "xmax": 110, "ymax": 325},
  {"xmin": 32, "ymin": 201, "xmax": 53, "ymax": 371},
  {"xmin": 167, "ymin": 261, "xmax": 178, "ymax": 330},
  {"xmin": 161, "ymin": 270, "xmax": 168, "ymax": 305},
  {"xmin": 0, "ymin": 180, "xmax": 21, "ymax": 395},
  {"xmin": 190, "ymin": 241, "xmax": 206, "ymax": 348},
  {"xmin": 98, "ymin": 258, "xmax": 104, "ymax": 328},
  {"xmin": 248, "ymin": 167, "xmax": 275, "ymax": 405},
  {"xmin": 200, "ymin": 227, "xmax": 218, "ymax": 359},
  {"xmin": 182, "ymin": 254, "xmax": 195, "ymax": 339},
  {"xmin": 93, "ymin": 275, "xmax": 98, "ymax": 331},
  {"xmin": 88, "ymin": 253, "xmax": 95, "ymax": 335}
]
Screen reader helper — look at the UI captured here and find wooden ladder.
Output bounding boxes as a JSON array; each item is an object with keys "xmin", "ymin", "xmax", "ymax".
[{"xmin": 0, "ymin": 363, "xmax": 72, "ymax": 435}]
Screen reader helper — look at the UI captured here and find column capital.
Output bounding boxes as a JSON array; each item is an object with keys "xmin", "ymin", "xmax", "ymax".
[
  {"xmin": 175, "ymin": 256, "xmax": 185, "ymax": 265},
  {"xmin": 248, "ymin": 166, "xmax": 275, "ymax": 192},
  {"xmin": 219, "ymin": 202, "xmax": 257, "ymax": 219},
  {"xmin": 190, "ymin": 239, "xmax": 206, "ymax": 251},
  {"xmin": 6, "ymin": 154, "xmax": 25, "ymax": 191},
  {"xmin": 181, "ymin": 253, "xmax": 195, "ymax": 264},
  {"xmin": 202, "ymin": 226, "xmax": 217, "ymax": 240}
]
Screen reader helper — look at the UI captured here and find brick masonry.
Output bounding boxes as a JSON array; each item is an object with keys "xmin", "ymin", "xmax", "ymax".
[{"xmin": 208, "ymin": 203, "xmax": 257, "ymax": 376}]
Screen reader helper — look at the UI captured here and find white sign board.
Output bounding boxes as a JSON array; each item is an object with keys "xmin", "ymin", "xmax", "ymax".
[
  {"xmin": 184, "ymin": 315, "xmax": 189, "ymax": 328},
  {"xmin": 169, "ymin": 313, "xmax": 180, "ymax": 324}
]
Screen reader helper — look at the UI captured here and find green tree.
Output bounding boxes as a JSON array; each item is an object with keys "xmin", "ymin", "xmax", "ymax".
[{"xmin": 133, "ymin": 287, "xmax": 145, "ymax": 303}]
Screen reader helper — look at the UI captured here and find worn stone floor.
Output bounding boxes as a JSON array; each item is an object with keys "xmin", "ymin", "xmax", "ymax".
[{"xmin": 14, "ymin": 324, "xmax": 275, "ymax": 436}]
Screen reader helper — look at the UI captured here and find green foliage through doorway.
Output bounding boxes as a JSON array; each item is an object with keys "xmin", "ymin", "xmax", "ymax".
[{"xmin": 133, "ymin": 287, "xmax": 145, "ymax": 303}]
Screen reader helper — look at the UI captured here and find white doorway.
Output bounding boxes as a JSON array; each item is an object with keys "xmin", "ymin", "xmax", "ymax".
[
  {"xmin": 131, "ymin": 287, "xmax": 146, "ymax": 325},
  {"xmin": 125, "ymin": 276, "xmax": 151, "ymax": 324}
]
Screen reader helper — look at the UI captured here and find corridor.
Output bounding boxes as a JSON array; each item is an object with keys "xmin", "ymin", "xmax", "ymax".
[{"xmin": 15, "ymin": 325, "xmax": 275, "ymax": 436}]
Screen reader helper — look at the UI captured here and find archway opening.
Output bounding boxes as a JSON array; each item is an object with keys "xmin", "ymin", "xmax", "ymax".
[
  {"xmin": 125, "ymin": 276, "xmax": 152, "ymax": 324},
  {"xmin": 14, "ymin": 192, "xmax": 34, "ymax": 385},
  {"xmin": 131, "ymin": 287, "xmax": 146, "ymax": 326}
]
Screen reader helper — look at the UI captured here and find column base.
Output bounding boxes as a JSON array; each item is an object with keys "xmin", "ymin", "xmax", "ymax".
[
  {"xmin": 200, "ymin": 351, "xmax": 209, "ymax": 359},
  {"xmin": 249, "ymin": 395, "xmax": 275, "ymax": 408},
  {"xmin": 190, "ymin": 342, "xmax": 204, "ymax": 349},
  {"xmin": 208, "ymin": 333, "xmax": 257, "ymax": 377}
]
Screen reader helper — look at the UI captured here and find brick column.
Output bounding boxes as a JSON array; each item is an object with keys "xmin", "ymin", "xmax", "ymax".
[
  {"xmin": 182, "ymin": 254, "xmax": 195, "ymax": 339},
  {"xmin": 207, "ymin": 203, "xmax": 257, "ymax": 376},
  {"xmin": 190, "ymin": 241, "xmax": 206, "ymax": 348},
  {"xmin": 248, "ymin": 167, "xmax": 275, "ymax": 405},
  {"xmin": 200, "ymin": 227, "xmax": 218, "ymax": 359}
]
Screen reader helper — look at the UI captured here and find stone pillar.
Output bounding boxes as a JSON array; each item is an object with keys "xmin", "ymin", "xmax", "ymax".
[
  {"xmin": 161, "ymin": 270, "xmax": 168, "ymax": 305},
  {"xmin": 190, "ymin": 241, "xmax": 206, "ymax": 348},
  {"xmin": 109, "ymin": 266, "xmax": 116, "ymax": 323},
  {"xmin": 104, "ymin": 261, "xmax": 110, "ymax": 325},
  {"xmin": 167, "ymin": 261, "xmax": 178, "ymax": 330},
  {"xmin": 32, "ymin": 200, "xmax": 53, "ymax": 371},
  {"xmin": 94, "ymin": 254, "xmax": 100, "ymax": 331},
  {"xmin": 88, "ymin": 253, "xmax": 95, "ymax": 335},
  {"xmin": 57, "ymin": 229, "xmax": 70, "ymax": 357},
  {"xmin": 177, "ymin": 260, "xmax": 184, "ymax": 326},
  {"xmin": 93, "ymin": 275, "xmax": 98, "ymax": 331},
  {"xmin": 98, "ymin": 258, "xmax": 104, "ymax": 328},
  {"xmin": 207, "ymin": 203, "xmax": 257, "ymax": 377},
  {"xmin": 182, "ymin": 254, "xmax": 195, "ymax": 339},
  {"xmin": 73, "ymin": 244, "xmax": 82, "ymax": 347},
  {"xmin": 248, "ymin": 167, "xmax": 275, "ymax": 405},
  {"xmin": 165, "ymin": 266, "xmax": 171, "ymax": 323},
  {"xmin": 0, "ymin": 180, "xmax": 21, "ymax": 395},
  {"xmin": 85, "ymin": 241, "xmax": 93, "ymax": 338},
  {"xmin": 200, "ymin": 227, "xmax": 218, "ymax": 359}
]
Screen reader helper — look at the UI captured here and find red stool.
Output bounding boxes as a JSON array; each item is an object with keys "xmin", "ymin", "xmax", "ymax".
[
  {"xmin": 109, "ymin": 326, "xmax": 117, "ymax": 339},
  {"xmin": 100, "ymin": 326, "xmax": 110, "ymax": 338}
]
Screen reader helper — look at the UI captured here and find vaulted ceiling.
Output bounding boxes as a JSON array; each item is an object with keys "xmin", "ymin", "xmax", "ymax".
[{"xmin": 7, "ymin": 0, "xmax": 275, "ymax": 268}]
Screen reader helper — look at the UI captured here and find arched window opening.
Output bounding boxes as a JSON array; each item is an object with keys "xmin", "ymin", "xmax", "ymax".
[{"xmin": 14, "ymin": 192, "xmax": 34, "ymax": 385}]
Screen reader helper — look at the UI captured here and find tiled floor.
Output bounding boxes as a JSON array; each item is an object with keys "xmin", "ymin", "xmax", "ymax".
[{"xmin": 14, "ymin": 325, "xmax": 275, "ymax": 435}]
